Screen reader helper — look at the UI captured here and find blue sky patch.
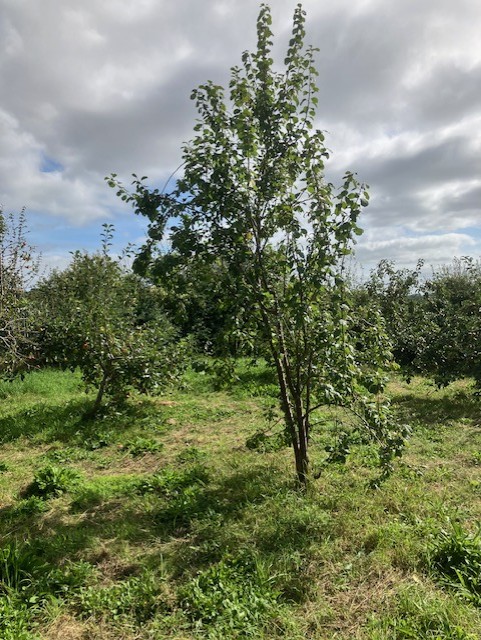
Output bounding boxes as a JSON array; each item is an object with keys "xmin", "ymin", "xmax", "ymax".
[{"xmin": 40, "ymin": 154, "xmax": 64, "ymax": 173}]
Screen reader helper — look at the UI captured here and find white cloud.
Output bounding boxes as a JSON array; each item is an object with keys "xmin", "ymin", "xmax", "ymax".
[
  {"xmin": 0, "ymin": 0, "xmax": 480, "ymax": 265},
  {"xmin": 356, "ymin": 232, "xmax": 477, "ymax": 268}
]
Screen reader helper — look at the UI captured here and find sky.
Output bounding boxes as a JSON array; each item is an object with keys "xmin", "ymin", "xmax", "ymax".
[{"xmin": 1, "ymin": 0, "xmax": 481, "ymax": 274}]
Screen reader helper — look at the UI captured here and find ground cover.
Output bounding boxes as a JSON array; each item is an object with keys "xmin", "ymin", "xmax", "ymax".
[{"xmin": 0, "ymin": 365, "xmax": 481, "ymax": 638}]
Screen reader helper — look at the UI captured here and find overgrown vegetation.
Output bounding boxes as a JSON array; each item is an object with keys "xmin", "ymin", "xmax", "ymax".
[{"xmin": 0, "ymin": 367, "xmax": 479, "ymax": 638}]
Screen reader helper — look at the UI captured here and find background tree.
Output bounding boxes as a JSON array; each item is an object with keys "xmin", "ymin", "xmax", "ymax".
[
  {"xmin": 134, "ymin": 251, "xmax": 252, "ymax": 356},
  {"xmin": 419, "ymin": 258, "xmax": 481, "ymax": 388},
  {"xmin": 362, "ymin": 260, "xmax": 427, "ymax": 378},
  {"xmin": 0, "ymin": 207, "xmax": 40, "ymax": 378},
  {"xmin": 34, "ymin": 225, "xmax": 188, "ymax": 414},
  {"xmin": 362, "ymin": 257, "xmax": 481, "ymax": 389},
  {"xmin": 109, "ymin": 4, "xmax": 404, "ymax": 484}
]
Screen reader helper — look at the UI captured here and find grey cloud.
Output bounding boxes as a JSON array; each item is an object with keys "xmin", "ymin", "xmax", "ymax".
[
  {"xmin": 406, "ymin": 62, "xmax": 481, "ymax": 128},
  {"xmin": 1, "ymin": 0, "xmax": 481, "ymax": 265},
  {"xmin": 364, "ymin": 135, "xmax": 481, "ymax": 192},
  {"xmin": 354, "ymin": 232, "xmax": 478, "ymax": 271}
]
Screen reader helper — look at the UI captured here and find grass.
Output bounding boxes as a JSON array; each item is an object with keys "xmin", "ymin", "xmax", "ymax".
[{"xmin": 0, "ymin": 365, "xmax": 481, "ymax": 637}]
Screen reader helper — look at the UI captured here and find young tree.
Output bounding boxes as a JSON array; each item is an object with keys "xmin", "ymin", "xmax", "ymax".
[
  {"xmin": 109, "ymin": 4, "xmax": 404, "ymax": 483},
  {"xmin": 34, "ymin": 226, "xmax": 188, "ymax": 414}
]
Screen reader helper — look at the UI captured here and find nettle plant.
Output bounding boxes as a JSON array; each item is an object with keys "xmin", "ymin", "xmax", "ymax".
[{"xmin": 109, "ymin": 4, "xmax": 405, "ymax": 484}]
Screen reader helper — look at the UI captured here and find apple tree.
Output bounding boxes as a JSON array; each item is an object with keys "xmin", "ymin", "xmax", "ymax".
[
  {"xmin": 0, "ymin": 207, "xmax": 40, "ymax": 378},
  {"xmin": 34, "ymin": 225, "xmax": 188, "ymax": 414}
]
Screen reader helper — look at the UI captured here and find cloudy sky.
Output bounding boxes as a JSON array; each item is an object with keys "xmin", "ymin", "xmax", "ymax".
[{"xmin": 1, "ymin": 0, "xmax": 481, "ymax": 272}]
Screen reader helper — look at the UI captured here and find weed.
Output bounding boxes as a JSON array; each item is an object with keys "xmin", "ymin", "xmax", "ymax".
[
  {"xmin": 0, "ymin": 594, "xmax": 38, "ymax": 640},
  {"xmin": 12, "ymin": 496, "xmax": 48, "ymax": 517},
  {"xmin": 44, "ymin": 446, "xmax": 89, "ymax": 464},
  {"xmin": 179, "ymin": 553, "xmax": 282, "ymax": 637},
  {"xmin": 136, "ymin": 464, "xmax": 209, "ymax": 497},
  {"xmin": 429, "ymin": 522, "xmax": 481, "ymax": 603},
  {"xmin": 76, "ymin": 572, "xmax": 165, "ymax": 623},
  {"xmin": 81, "ymin": 430, "xmax": 114, "ymax": 450},
  {"xmin": 176, "ymin": 446, "xmax": 206, "ymax": 464},
  {"xmin": 38, "ymin": 560, "xmax": 96, "ymax": 598},
  {"xmin": 136, "ymin": 464, "xmax": 211, "ymax": 530},
  {"xmin": 368, "ymin": 584, "xmax": 478, "ymax": 639},
  {"xmin": 0, "ymin": 540, "xmax": 47, "ymax": 592},
  {"xmin": 24, "ymin": 464, "xmax": 82, "ymax": 499},
  {"xmin": 70, "ymin": 474, "xmax": 140, "ymax": 511},
  {"xmin": 245, "ymin": 429, "xmax": 288, "ymax": 453},
  {"xmin": 121, "ymin": 436, "xmax": 164, "ymax": 457}
]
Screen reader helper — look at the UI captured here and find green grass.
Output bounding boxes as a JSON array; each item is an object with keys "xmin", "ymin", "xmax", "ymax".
[{"xmin": 0, "ymin": 366, "xmax": 481, "ymax": 638}]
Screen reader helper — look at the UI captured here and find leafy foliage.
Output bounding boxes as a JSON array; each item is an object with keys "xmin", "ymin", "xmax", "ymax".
[
  {"xmin": 25, "ymin": 464, "xmax": 81, "ymax": 499},
  {"xmin": 77, "ymin": 573, "xmax": 165, "ymax": 623},
  {"xmin": 362, "ymin": 259, "xmax": 426, "ymax": 375},
  {"xmin": 109, "ymin": 4, "xmax": 401, "ymax": 483},
  {"xmin": 0, "ymin": 207, "xmax": 40, "ymax": 379},
  {"xmin": 420, "ymin": 259, "xmax": 481, "ymax": 388},
  {"xmin": 33, "ymin": 225, "xmax": 188, "ymax": 413},
  {"xmin": 121, "ymin": 436, "xmax": 163, "ymax": 457},
  {"xmin": 430, "ymin": 522, "xmax": 481, "ymax": 604},
  {"xmin": 179, "ymin": 554, "xmax": 282, "ymax": 637},
  {"xmin": 364, "ymin": 257, "xmax": 481, "ymax": 389},
  {"xmin": 0, "ymin": 594, "xmax": 36, "ymax": 640}
]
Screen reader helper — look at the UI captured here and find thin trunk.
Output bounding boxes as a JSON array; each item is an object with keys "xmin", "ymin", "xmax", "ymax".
[
  {"xmin": 252, "ymin": 235, "xmax": 310, "ymax": 486},
  {"xmin": 296, "ymin": 416, "xmax": 309, "ymax": 485},
  {"xmin": 273, "ymin": 353, "xmax": 309, "ymax": 486},
  {"xmin": 88, "ymin": 370, "xmax": 109, "ymax": 417}
]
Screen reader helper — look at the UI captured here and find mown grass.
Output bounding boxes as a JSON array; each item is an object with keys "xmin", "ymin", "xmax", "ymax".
[{"xmin": 0, "ymin": 365, "xmax": 481, "ymax": 638}]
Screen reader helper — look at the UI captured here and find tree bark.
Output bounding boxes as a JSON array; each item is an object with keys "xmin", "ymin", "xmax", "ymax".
[{"xmin": 87, "ymin": 370, "xmax": 109, "ymax": 417}]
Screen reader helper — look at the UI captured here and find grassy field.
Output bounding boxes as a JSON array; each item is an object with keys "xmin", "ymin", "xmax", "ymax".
[{"xmin": 1, "ymin": 364, "xmax": 481, "ymax": 638}]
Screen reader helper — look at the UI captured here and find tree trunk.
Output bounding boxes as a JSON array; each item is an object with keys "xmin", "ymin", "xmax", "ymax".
[
  {"xmin": 87, "ymin": 371, "xmax": 109, "ymax": 417},
  {"xmin": 295, "ymin": 419, "xmax": 309, "ymax": 486},
  {"xmin": 273, "ymin": 354, "xmax": 310, "ymax": 486}
]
